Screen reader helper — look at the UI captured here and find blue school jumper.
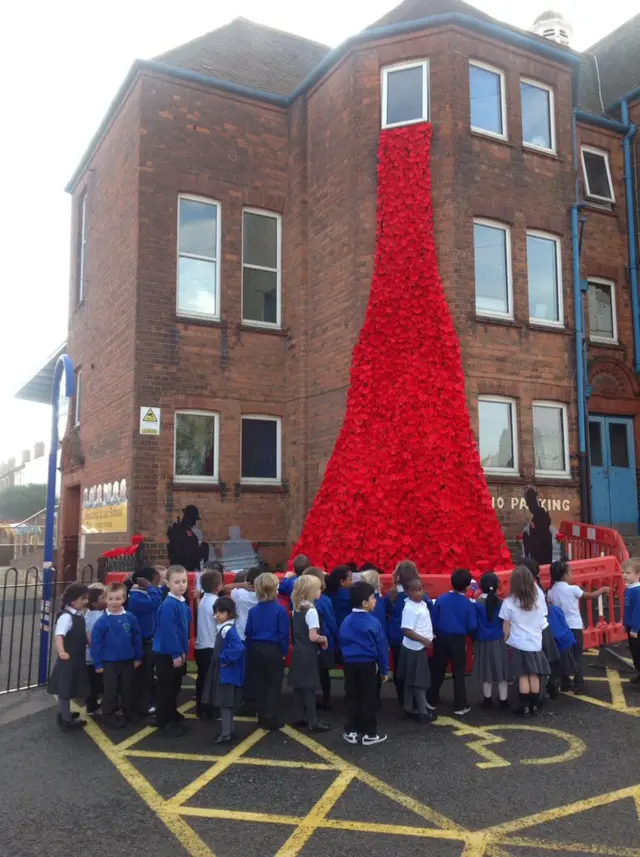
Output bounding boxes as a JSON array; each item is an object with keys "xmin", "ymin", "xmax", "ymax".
[
  {"xmin": 153, "ymin": 595, "xmax": 192, "ymax": 659},
  {"xmin": 316, "ymin": 594, "xmax": 339, "ymax": 652},
  {"xmin": 278, "ymin": 576, "xmax": 298, "ymax": 606},
  {"xmin": 431, "ymin": 592, "xmax": 477, "ymax": 636},
  {"xmin": 245, "ymin": 600, "xmax": 290, "ymax": 658},
  {"xmin": 474, "ymin": 600, "xmax": 503, "ymax": 641},
  {"xmin": 90, "ymin": 611, "xmax": 143, "ymax": 669},
  {"xmin": 385, "ymin": 588, "xmax": 434, "ymax": 647},
  {"xmin": 329, "ymin": 588, "xmax": 353, "ymax": 627},
  {"xmin": 548, "ymin": 604, "xmax": 576, "ymax": 652},
  {"xmin": 128, "ymin": 587, "xmax": 163, "ymax": 639},
  {"xmin": 371, "ymin": 593, "xmax": 387, "ymax": 633},
  {"xmin": 624, "ymin": 584, "xmax": 640, "ymax": 634},
  {"xmin": 219, "ymin": 624, "xmax": 246, "ymax": 687},
  {"xmin": 339, "ymin": 611, "xmax": 389, "ymax": 675}
]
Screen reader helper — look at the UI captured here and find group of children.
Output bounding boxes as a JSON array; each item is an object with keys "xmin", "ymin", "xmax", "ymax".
[{"xmin": 48, "ymin": 552, "xmax": 640, "ymax": 745}]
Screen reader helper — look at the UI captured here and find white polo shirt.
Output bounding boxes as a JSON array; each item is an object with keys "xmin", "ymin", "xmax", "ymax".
[
  {"xmin": 196, "ymin": 593, "xmax": 218, "ymax": 649},
  {"xmin": 548, "ymin": 581, "xmax": 584, "ymax": 630},
  {"xmin": 232, "ymin": 588, "xmax": 258, "ymax": 640},
  {"xmin": 499, "ymin": 594, "xmax": 546, "ymax": 652},
  {"xmin": 401, "ymin": 599, "xmax": 433, "ymax": 651}
]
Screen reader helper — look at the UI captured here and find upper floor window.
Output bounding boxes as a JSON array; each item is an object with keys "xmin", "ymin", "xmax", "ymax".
[
  {"xmin": 242, "ymin": 210, "xmax": 281, "ymax": 327},
  {"xmin": 174, "ymin": 410, "xmax": 219, "ymax": 482},
  {"xmin": 588, "ymin": 278, "xmax": 617, "ymax": 344},
  {"xmin": 478, "ymin": 396, "xmax": 518, "ymax": 474},
  {"xmin": 177, "ymin": 196, "xmax": 221, "ymax": 320},
  {"xmin": 581, "ymin": 147, "xmax": 615, "ymax": 203},
  {"xmin": 533, "ymin": 402, "xmax": 570, "ymax": 478},
  {"xmin": 74, "ymin": 370, "xmax": 82, "ymax": 427},
  {"xmin": 76, "ymin": 191, "xmax": 88, "ymax": 304},
  {"xmin": 241, "ymin": 415, "xmax": 282, "ymax": 484},
  {"xmin": 469, "ymin": 62, "xmax": 507, "ymax": 139},
  {"xmin": 527, "ymin": 231, "xmax": 563, "ymax": 326},
  {"xmin": 473, "ymin": 220, "xmax": 513, "ymax": 319},
  {"xmin": 521, "ymin": 79, "xmax": 555, "ymax": 153},
  {"xmin": 381, "ymin": 61, "xmax": 429, "ymax": 129}
]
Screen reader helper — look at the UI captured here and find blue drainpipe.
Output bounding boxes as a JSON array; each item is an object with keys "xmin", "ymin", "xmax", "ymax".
[{"xmin": 621, "ymin": 99, "xmax": 640, "ymax": 373}]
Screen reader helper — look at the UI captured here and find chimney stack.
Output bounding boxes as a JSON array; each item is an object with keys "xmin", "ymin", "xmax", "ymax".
[
  {"xmin": 22, "ymin": 449, "xmax": 31, "ymax": 464},
  {"xmin": 34, "ymin": 442, "xmax": 45, "ymax": 459}
]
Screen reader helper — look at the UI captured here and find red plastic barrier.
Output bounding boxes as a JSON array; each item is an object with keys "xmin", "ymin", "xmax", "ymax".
[{"xmin": 559, "ymin": 520, "xmax": 629, "ymax": 564}]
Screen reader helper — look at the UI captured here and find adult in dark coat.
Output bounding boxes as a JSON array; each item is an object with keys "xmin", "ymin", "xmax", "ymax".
[
  {"xmin": 522, "ymin": 488, "xmax": 553, "ymax": 567},
  {"xmin": 167, "ymin": 504, "xmax": 208, "ymax": 571}
]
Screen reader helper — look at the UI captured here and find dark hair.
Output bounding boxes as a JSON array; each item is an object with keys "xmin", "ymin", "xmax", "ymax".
[
  {"xmin": 131, "ymin": 566, "xmax": 159, "ymax": 586},
  {"xmin": 479, "ymin": 572, "xmax": 501, "ymax": 621},
  {"xmin": 87, "ymin": 588, "xmax": 104, "ymax": 608},
  {"xmin": 360, "ymin": 561, "xmax": 381, "ymax": 573},
  {"xmin": 518, "ymin": 556, "xmax": 541, "ymax": 583},
  {"xmin": 293, "ymin": 554, "xmax": 310, "ymax": 576},
  {"xmin": 204, "ymin": 560, "xmax": 224, "ymax": 572},
  {"xmin": 246, "ymin": 566, "xmax": 262, "ymax": 587},
  {"xmin": 347, "ymin": 562, "xmax": 358, "ymax": 576},
  {"xmin": 214, "ymin": 596, "xmax": 236, "ymax": 618},
  {"xmin": 395, "ymin": 560, "xmax": 419, "ymax": 588},
  {"xmin": 325, "ymin": 565, "xmax": 351, "ymax": 594},
  {"xmin": 200, "ymin": 569, "xmax": 223, "ymax": 594},
  {"xmin": 405, "ymin": 577, "xmax": 424, "ymax": 593},
  {"xmin": 510, "ymin": 566, "xmax": 538, "ymax": 611},
  {"xmin": 551, "ymin": 559, "xmax": 569, "ymax": 584},
  {"xmin": 350, "ymin": 581, "xmax": 375, "ymax": 608},
  {"xmin": 451, "ymin": 569, "xmax": 472, "ymax": 592},
  {"xmin": 234, "ymin": 571, "xmax": 247, "ymax": 583},
  {"xmin": 60, "ymin": 582, "xmax": 89, "ymax": 610}
]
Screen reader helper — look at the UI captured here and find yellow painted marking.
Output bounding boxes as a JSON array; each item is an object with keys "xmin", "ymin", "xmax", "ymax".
[
  {"xmin": 568, "ymin": 690, "xmax": 640, "ymax": 718},
  {"xmin": 460, "ymin": 834, "xmax": 491, "ymax": 857},
  {"xmin": 320, "ymin": 819, "xmax": 467, "ymax": 841},
  {"xmin": 580, "ymin": 675, "xmax": 630, "ymax": 683},
  {"xmin": 584, "ymin": 648, "xmax": 600, "ymax": 655},
  {"xmin": 607, "ymin": 667, "xmax": 628, "ymax": 708},
  {"xmin": 171, "ymin": 806, "xmax": 302, "ymax": 825},
  {"xmin": 480, "ymin": 785, "xmax": 640, "ymax": 836},
  {"xmin": 169, "ymin": 728, "xmax": 267, "ymax": 807},
  {"xmin": 125, "ymin": 749, "xmax": 333, "ymax": 770},
  {"xmin": 273, "ymin": 770, "xmax": 355, "ymax": 857},
  {"xmin": 115, "ymin": 726, "xmax": 157, "ymax": 752},
  {"xmin": 83, "ymin": 717, "xmax": 216, "ymax": 857},
  {"xmin": 497, "ymin": 835, "xmax": 640, "ymax": 856},
  {"xmin": 282, "ymin": 725, "xmax": 465, "ymax": 831}
]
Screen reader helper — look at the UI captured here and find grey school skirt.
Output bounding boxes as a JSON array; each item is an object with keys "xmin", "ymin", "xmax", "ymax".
[
  {"xmin": 508, "ymin": 646, "xmax": 550, "ymax": 679},
  {"xmin": 398, "ymin": 646, "xmax": 430, "ymax": 690},
  {"xmin": 542, "ymin": 625, "xmax": 560, "ymax": 664},
  {"xmin": 472, "ymin": 639, "xmax": 509, "ymax": 684}
]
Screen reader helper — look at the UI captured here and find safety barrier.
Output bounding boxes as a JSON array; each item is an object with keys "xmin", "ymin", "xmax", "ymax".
[{"xmin": 559, "ymin": 520, "xmax": 630, "ymax": 564}]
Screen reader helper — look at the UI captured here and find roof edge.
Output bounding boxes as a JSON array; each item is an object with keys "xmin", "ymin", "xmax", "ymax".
[
  {"xmin": 575, "ymin": 108, "xmax": 628, "ymax": 133},
  {"xmin": 608, "ymin": 85, "xmax": 640, "ymax": 113}
]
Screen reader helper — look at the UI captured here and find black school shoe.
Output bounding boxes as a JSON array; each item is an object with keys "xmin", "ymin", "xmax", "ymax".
[
  {"xmin": 308, "ymin": 723, "xmax": 331, "ymax": 733},
  {"xmin": 103, "ymin": 714, "xmax": 126, "ymax": 729},
  {"xmin": 212, "ymin": 733, "xmax": 233, "ymax": 745},
  {"xmin": 481, "ymin": 697, "xmax": 493, "ymax": 709},
  {"xmin": 513, "ymin": 692, "xmax": 531, "ymax": 717},
  {"xmin": 56, "ymin": 711, "xmax": 81, "ymax": 724},
  {"xmin": 161, "ymin": 723, "xmax": 186, "ymax": 738}
]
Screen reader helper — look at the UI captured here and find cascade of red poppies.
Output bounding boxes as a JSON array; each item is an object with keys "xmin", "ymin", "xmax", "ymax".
[{"xmin": 293, "ymin": 123, "xmax": 510, "ymax": 574}]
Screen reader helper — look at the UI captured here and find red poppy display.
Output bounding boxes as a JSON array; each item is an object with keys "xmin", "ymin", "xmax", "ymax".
[{"xmin": 292, "ymin": 123, "xmax": 509, "ymax": 574}]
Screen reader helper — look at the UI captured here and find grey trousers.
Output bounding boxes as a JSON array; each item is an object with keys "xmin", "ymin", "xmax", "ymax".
[
  {"xmin": 404, "ymin": 685, "xmax": 427, "ymax": 715},
  {"xmin": 59, "ymin": 698, "xmax": 73, "ymax": 723},
  {"xmin": 220, "ymin": 707, "xmax": 234, "ymax": 736}
]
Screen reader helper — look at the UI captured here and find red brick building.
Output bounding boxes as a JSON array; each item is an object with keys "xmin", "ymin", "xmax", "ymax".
[{"xmin": 19, "ymin": 0, "xmax": 640, "ymax": 571}]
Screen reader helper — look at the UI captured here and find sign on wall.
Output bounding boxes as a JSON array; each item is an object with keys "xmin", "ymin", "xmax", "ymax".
[
  {"xmin": 81, "ymin": 479, "xmax": 128, "ymax": 534},
  {"xmin": 140, "ymin": 407, "xmax": 161, "ymax": 436}
]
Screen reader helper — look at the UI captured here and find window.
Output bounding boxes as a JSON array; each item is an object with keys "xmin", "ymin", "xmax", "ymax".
[
  {"xmin": 469, "ymin": 62, "xmax": 506, "ymax": 138},
  {"xmin": 177, "ymin": 196, "xmax": 221, "ymax": 319},
  {"xmin": 527, "ymin": 232, "xmax": 563, "ymax": 325},
  {"xmin": 521, "ymin": 79, "xmax": 555, "ymax": 152},
  {"xmin": 588, "ymin": 279, "xmax": 617, "ymax": 343},
  {"xmin": 581, "ymin": 147, "xmax": 615, "ymax": 203},
  {"xmin": 76, "ymin": 191, "xmax": 88, "ymax": 303},
  {"xmin": 473, "ymin": 220, "xmax": 513, "ymax": 318},
  {"xmin": 533, "ymin": 403, "xmax": 570, "ymax": 477},
  {"xmin": 381, "ymin": 61, "xmax": 429, "ymax": 128},
  {"xmin": 242, "ymin": 210, "xmax": 281, "ymax": 327},
  {"xmin": 74, "ymin": 371, "xmax": 82, "ymax": 427},
  {"xmin": 174, "ymin": 411, "xmax": 219, "ymax": 482},
  {"xmin": 241, "ymin": 416, "xmax": 281, "ymax": 484},
  {"xmin": 478, "ymin": 397, "xmax": 518, "ymax": 474}
]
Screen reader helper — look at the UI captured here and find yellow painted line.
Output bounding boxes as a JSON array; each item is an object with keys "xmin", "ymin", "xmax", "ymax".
[
  {"xmin": 273, "ymin": 770, "xmax": 355, "ymax": 857},
  {"xmin": 83, "ymin": 717, "xmax": 216, "ymax": 857},
  {"xmin": 480, "ymin": 785, "xmax": 640, "ymax": 836},
  {"xmin": 607, "ymin": 667, "xmax": 628, "ymax": 708},
  {"xmin": 583, "ymin": 675, "xmax": 630, "ymax": 683},
  {"xmin": 168, "ymin": 728, "xmax": 267, "ymax": 807},
  {"xmin": 281, "ymin": 725, "xmax": 465, "ymax": 832},
  {"xmin": 485, "ymin": 725, "xmax": 586, "ymax": 767},
  {"xmin": 125, "ymin": 749, "xmax": 334, "ymax": 770},
  {"xmin": 497, "ymin": 834, "xmax": 640, "ymax": 856},
  {"xmin": 115, "ymin": 726, "xmax": 158, "ymax": 751},
  {"xmin": 568, "ymin": 691, "xmax": 640, "ymax": 718},
  {"xmin": 320, "ymin": 819, "xmax": 468, "ymax": 841},
  {"xmin": 170, "ymin": 806, "xmax": 302, "ymax": 825}
]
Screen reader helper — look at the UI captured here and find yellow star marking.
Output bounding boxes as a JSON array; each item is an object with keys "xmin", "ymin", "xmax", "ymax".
[
  {"xmin": 565, "ymin": 668, "xmax": 640, "ymax": 717},
  {"xmin": 433, "ymin": 716, "xmax": 586, "ymax": 769}
]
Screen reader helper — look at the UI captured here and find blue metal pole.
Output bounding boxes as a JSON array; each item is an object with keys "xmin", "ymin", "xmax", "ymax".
[
  {"xmin": 38, "ymin": 354, "xmax": 75, "ymax": 684},
  {"xmin": 621, "ymin": 99, "xmax": 640, "ymax": 373}
]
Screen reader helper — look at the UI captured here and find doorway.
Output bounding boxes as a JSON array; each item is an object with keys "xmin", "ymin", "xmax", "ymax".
[
  {"xmin": 588, "ymin": 415, "xmax": 638, "ymax": 534},
  {"xmin": 60, "ymin": 484, "xmax": 82, "ymax": 582}
]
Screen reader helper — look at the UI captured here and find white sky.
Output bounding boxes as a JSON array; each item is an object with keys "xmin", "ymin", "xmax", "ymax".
[{"xmin": 1, "ymin": 0, "xmax": 636, "ymax": 462}]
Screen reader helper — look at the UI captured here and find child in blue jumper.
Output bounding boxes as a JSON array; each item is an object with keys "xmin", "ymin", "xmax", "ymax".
[
  {"xmin": 428, "ymin": 568, "xmax": 477, "ymax": 716},
  {"xmin": 279, "ymin": 554, "xmax": 310, "ymax": 605},
  {"xmin": 325, "ymin": 565, "xmax": 354, "ymax": 627},
  {"xmin": 339, "ymin": 581, "xmax": 389, "ymax": 746},
  {"xmin": 85, "ymin": 587, "xmax": 106, "ymax": 714},
  {"xmin": 202, "ymin": 596, "xmax": 246, "ymax": 744},
  {"xmin": 245, "ymin": 573, "xmax": 290, "ymax": 730},
  {"xmin": 473, "ymin": 573, "xmax": 509, "ymax": 710},
  {"xmin": 304, "ymin": 568, "xmax": 339, "ymax": 710},
  {"xmin": 91, "ymin": 582, "xmax": 143, "ymax": 728},
  {"xmin": 153, "ymin": 565, "xmax": 192, "ymax": 737},
  {"xmin": 128, "ymin": 566, "xmax": 163, "ymax": 716},
  {"xmin": 622, "ymin": 558, "xmax": 640, "ymax": 685}
]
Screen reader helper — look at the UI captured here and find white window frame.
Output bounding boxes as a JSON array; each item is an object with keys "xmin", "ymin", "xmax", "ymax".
[
  {"xmin": 176, "ymin": 194, "xmax": 222, "ymax": 321},
  {"xmin": 532, "ymin": 401, "xmax": 570, "ymax": 479},
  {"xmin": 173, "ymin": 409, "xmax": 220, "ymax": 483},
  {"xmin": 473, "ymin": 219, "xmax": 514, "ymax": 320},
  {"xmin": 478, "ymin": 396, "xmax": 519, "ymax": 475},
  {"xmin": 241, "ymin": 208, "xmax": 282, "ymax": 329},
  {"xmin": 77, "ymin": 190, "xmax": 88, "ymax": 304},
  {"xmin": 241, "ymin": 415, "xmax": 282, "ymax": 485},
  {"xmin": 74, "ymin": 370, "xmax": 82, "ymax": 427},
  {"xmin": 526, "ymin": 230, "xmax": 564, "ymax": 327},
  {"xmin": 521, "ymin": 78, "xmax": 556, "ymax": 154},
  {"xmin": 580, "ymin": 146, "xmax": 615, "ymax": 203},
  {"xmin": 588, "ymin": 277, "xmax": 618, "ymax": 344},
  {"xmin": 381, "ymin": 60, "xmax": 429, "ymax": 129},
  {"xmin": 469, "ymin": 61, "xmax": 507, "ymax": 140}
]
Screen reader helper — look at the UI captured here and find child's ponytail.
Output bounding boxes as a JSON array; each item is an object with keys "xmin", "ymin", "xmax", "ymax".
[
  {"xmin": 60, "ymin": 582, "xmax": 89, "ymax": 612},
  {"xmin": 479, "ymin": 572, "xmax": 501, "ymax": 621}
]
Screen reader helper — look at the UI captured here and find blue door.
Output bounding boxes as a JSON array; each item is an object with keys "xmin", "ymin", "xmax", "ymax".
[{"xmin": 589, "ymin": 415, "xmax": 638, "ymax": 533}]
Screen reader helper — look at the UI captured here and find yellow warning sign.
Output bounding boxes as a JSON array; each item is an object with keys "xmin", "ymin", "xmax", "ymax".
[{"xmin": 139, "ymin": 406, "xmax": 161, "ymax": 436}]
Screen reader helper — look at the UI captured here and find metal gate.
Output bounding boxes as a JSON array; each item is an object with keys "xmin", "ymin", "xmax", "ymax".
[{"xmin": 0, "ymin": 565, "xmax": 99, "ymax": 694}]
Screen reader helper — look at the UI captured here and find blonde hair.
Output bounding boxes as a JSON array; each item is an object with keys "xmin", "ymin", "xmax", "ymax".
[
  {"xmin": 166, "ymin": 564, "xmax": 187, "ymax": 581},
  {"xmin": 622, "ymin": 557, "xmax": 640, "ymax": 576},
  {"xmin": 255, "ymin": 572, "xmax": 279, "ymax": 601},
  {"xmin": 88, "ymin": 582, "xmax": 105, "ymax": 590},
  {"xmin": 360, "ymin": 569, "xmax": 380, "ymax": 592},
  {"xmin": 293, "ymin": 575, "xmax": 321, "ymax": 610},
  {"xmin": 302, "ymin": 567, "xmax": 326, "ymax": 590},
  {"xmin": 105, "ymin": 581, "xmax": 127, "ymax": 597}
]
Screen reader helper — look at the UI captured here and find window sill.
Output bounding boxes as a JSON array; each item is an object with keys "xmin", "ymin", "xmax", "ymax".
[
  {"xmin": 484, "ymin": 473, "xmax": 525, "ymax": 484},
  {"xmin": 470, "ymin": 130, "xmax": 512, "ymax": 147},
  {"xmin": 476, "ymin": 316, "xmax": 523, "ymax": 330},
  {"xmin": 175, "ymin": 315, "xmax": 223, "ymax": 329},
  {"xmin": 582, "ymin": 202, "xmax": 617, "ymax": 217},
  {"xmin": 236, "ymin": 482, "xmax": 288, "ymax": 494},
  {"xmin": 522, "ymin": 145, "xmax": 561, "ymax": 162},
  {"xmin": 533, "ymin": 475, "xmax": 578, "ymax": 488},
  {"xmin": 528, "ymin": 322, "xmax": 571, "ymax": 335},
  {"xmin": 589, "ymin": 339, "xmax": 624, "ymax": 351},
  {"xmin": 171, "ymin": 481, "xmax": 225, "ymax": 492},
  {"xmin": 238, "ymin": 323, "xmax": 287, "ymax": 337}
]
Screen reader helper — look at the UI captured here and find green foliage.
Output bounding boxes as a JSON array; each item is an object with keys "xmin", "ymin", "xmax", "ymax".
[{"xmin": 0, "ymin": 484, "xmax": 48, "ymax": 522}]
